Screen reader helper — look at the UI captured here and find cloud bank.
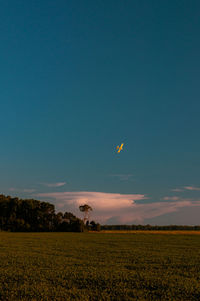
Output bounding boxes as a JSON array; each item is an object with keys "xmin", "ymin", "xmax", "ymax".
[
  {"xmin": 35, "ymin": 191, "xmax": 200, "ymax": 225},
  {"xmin": 36, "ymin": 191, "xmax": 146, "ymax": 210}
]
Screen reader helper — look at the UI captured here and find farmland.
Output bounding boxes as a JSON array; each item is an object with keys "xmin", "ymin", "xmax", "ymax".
[{"xmin": 0, "ymin": 232, "xmax": 200, "ymax": 300}]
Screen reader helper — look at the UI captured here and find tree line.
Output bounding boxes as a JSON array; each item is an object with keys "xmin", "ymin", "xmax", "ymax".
[
  {"xmin": 101, "ymin": 224, "xmax": 200, "ymax": 231},
  {"xmin": 0, "ymin": 195, "xmax": 100, "ymax": 232}
]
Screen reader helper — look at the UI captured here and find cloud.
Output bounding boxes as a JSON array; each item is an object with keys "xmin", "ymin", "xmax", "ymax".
[
  {"xmin": 36, "ymin": 191, "xmax": 146, "ymax": 210},
  {"xmin": 108, "ymin": 174, "xmax": 134, "ymax": 181},
  {"xmin": 40, "ymin": 182, "xmax": 66, "ymax": 188},
  {"xmin": 162, "ymin": 196, "xmax": 180, "ymax": 201},
  {"xmin": 106, "ymin": 200, "xmax": 200, "ymax": 224},
  {"xmin": 184, "ymin": 186, "xmax": 200, "ymax": 191},
  {"xmin": 35, "ymin": 190, "xmax": 200, "ymax": 225},
  {"xmin": 171, "ymin": 186, "xmax": 200, "ymax": 192}
]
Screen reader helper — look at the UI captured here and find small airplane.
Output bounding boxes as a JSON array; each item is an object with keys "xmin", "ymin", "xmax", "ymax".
[{"xmin": 116, "ymin": 143, "xmax": 124, "ymax": 153}]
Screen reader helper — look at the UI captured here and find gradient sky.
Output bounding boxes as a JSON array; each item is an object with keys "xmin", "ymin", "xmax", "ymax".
[{"xmin": 1, "ymin": 1, "xmax": 200, "ymax": 224}]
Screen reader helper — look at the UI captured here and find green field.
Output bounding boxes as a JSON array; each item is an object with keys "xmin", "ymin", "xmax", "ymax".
[{"xmin": 0, "ymin": 232, "xmax": 200, "ymax": 300}]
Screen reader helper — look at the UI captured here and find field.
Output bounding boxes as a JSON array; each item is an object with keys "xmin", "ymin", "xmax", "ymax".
[{"xmin": 0, "ymin": 232, "xmax": 200, "ymax": 300}]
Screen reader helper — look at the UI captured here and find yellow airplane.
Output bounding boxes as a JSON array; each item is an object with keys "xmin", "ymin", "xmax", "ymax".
[{"xmin": 116, "ymin": 143, "xmax": 124, "ymax": 153}]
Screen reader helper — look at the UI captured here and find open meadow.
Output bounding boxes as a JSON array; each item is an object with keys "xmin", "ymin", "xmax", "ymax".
[{"xmin": 0, "ymin": 232, "xmax": 200, "ymax": 300}]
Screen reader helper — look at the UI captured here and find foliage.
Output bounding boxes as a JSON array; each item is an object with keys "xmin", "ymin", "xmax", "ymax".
[
  {"xmin": 79, "ymin": 204, "xmax": 93, "ymax": 224},
  {"xmin": 79, "ymin": 204, "xmax": 93, "ymax": 213},
  {"xmin": 90, "ymin": 221, "xmax": 101, "ymax": 231},
  {"xmin": 0, "ymin": 195, "xmax": 89, "ymax": 232}
]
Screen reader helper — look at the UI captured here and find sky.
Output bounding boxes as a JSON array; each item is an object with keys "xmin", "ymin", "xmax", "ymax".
[{"xmin": 1, "ymin": 0, "xmax": 200, "ymax": 225}]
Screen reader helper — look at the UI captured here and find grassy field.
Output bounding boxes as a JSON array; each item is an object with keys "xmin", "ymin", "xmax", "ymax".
[{"xmin": 0, "ymin": 232, "xmax": 200, "ymax": 300}]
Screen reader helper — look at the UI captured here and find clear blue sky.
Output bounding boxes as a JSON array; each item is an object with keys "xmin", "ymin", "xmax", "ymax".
[{"xmin": 1, "ymin": 1, "xmax": 200, "ymax": 224}]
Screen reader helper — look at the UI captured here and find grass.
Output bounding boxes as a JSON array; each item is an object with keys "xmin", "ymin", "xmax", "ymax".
[{"xmin": 0, "ymin": 232, "xmax": 200, "ymax": 300}]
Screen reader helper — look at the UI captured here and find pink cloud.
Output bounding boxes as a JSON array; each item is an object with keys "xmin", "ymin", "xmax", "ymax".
[
  {"xmin": 114, "ymin": 200, "xmax": 200, "ymax": 224},
  {"xmin": 162, "ymin": 196, "xmax": 180, "ymax": 201},
  {"xmin": 35, "ymin": 191, "xmax": 200, "ymax": 224},
  {"xmin": 184, "ymin": 186, "xmax": 200, "ymax": 191},
  {"xmin": 36, "ymin": 191, "xmax": 147, "ymax": 211}
]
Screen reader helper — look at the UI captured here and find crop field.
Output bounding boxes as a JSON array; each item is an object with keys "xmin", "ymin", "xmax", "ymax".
[{"xmin": 0, "ymin": 232, "xmax": 200, "ymax": 300}]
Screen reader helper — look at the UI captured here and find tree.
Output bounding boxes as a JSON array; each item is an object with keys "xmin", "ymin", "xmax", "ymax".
[
  {"xmin": 71, "ymin": 219, "xmax": 85, "ymax": 232},
  {"xmin": 53, "ymin": 212, "xmax": 64, "ymax": 231},
  {"xmin": 79, "ymin": 204, "xmax": 92, "ymax": 224},
  {"xmin": 63, "ymin": 212, "xmax": 77, "ymax": 223},
  {"xmin": 90, "ymin": 221, "xmax": 101, "ymax": 231}
]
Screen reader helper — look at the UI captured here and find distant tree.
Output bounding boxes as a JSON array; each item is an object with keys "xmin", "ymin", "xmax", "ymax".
[
  {"xmin": 57, "ymin": 212, "xmax": 64, "ymax": 222},
  {"xmin": 79, "ymin": 204, "xmax": 92, "ymax": 224},
  {"xmin": 0, "ymin": 195, "xmax": 56, "ymax": 232},
  {"xmin": 67, "ymin": 218, "xmax": 85, "ymax": 232},
  {"xmin": 63, "ymin": 212, "xmax": 77, "ymax": 223},
  {"xmin": 54, "ymin": 212, "xmax": 64, "ymax": 231},
  {"xmin": 96, "ymin": 223, "xmax": 101, "ymax": 232},
  {"xmin": 90, "ymin": 221, "xmax": 96, "ymax": 230},
  {"xmin": 90, "ymin": 221, "xmax": 101, "ymax": 231}
]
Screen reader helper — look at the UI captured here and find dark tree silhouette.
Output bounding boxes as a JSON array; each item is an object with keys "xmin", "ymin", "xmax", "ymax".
[
  {"xmin": 79, "ymin": 204, "xmax": 93, "ymax": 223},
  {"xmin": 90, "ymin": 221, "xmax": 101, "ymax": 231},
  {"xmin": 0, "ymin": 195, "xmax": 100, "ymax": 232}
]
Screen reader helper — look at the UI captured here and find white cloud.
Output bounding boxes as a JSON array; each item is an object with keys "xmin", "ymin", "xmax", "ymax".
[
  {"xmin": 40, "ymin": 182, "xmax": 66, "ymax": 188},
  {"xmin": 171, "ymin": 188, "xmax": 183, "ymax": 192}
]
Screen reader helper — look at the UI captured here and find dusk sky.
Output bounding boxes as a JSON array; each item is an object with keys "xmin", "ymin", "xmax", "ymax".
[{"xmin": 1, "ymin": 1, "xmax": 200, "ymax": 225}]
